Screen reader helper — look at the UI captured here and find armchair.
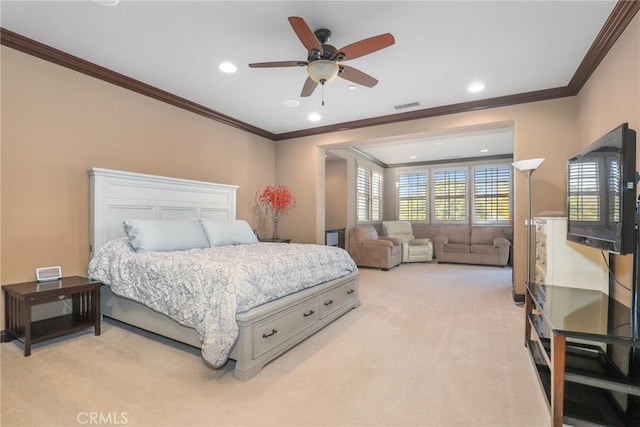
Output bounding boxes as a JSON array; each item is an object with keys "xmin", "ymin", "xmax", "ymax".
[
  {"xmin": 348, "ymin": 226, "xmax": 402, "ymax": 270},
  {"xmin": 382, "ymin": 221, "xmax": 433, "ymax": 263}
]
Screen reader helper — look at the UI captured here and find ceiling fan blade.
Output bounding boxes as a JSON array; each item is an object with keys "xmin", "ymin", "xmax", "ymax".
[
  {"xmin": 301, "ymin": 77, "xmax": 318, "ymax": 97},
  {"xmin": 288, "ymin": 16, "xmax": 323, "ymax": 55},
  {"xmin": 249, "ymin": 61, "xmax": 307, "ymax": 68},
  {"xmin": 338, "ymin": 65, "xmax": 378, "ymax": 87},
  {"xmin": 334, "ymin": 33, "xmax": 395, "ymax": 61}
]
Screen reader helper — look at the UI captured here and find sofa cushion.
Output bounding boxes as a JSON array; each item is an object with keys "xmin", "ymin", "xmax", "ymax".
[
  {"xmin": 410, "ymin": 238, "xmax": 431, "ymax": 245},
  {"xmin": 443, "ymin": 243, "xmax": 470, "ymax": 253},
  {"xmin": 409, "ymin": 245, "xmax": 431, "ymax": 256},
  {"xmin": 443, "ymin": 227, "xmax": 470, "ymax": 244},
  {"xmin": 471, "ymin": 227, "xmax": 504, "ymax": 245},
  {"xmin": 352, "ymin": 226, "xmax": 379, "ymax": 244},
  {"xmin": 471, "ymin": 244, "xmax": 499, "ymax": 255}
]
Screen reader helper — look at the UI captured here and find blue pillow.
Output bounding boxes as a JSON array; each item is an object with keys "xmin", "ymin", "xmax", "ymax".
[
  {"xmin": 200, "ymin": 219, "xmax": 258, "ymax": 246},
  {"xmin": 122, "ymin": 218, "xmax": 209, "ymax": 252}
]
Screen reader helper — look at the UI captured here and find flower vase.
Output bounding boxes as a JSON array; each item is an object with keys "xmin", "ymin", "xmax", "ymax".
[{"xmin": 272, "ymin": 212, "xmax": 280, "ymax": 240}]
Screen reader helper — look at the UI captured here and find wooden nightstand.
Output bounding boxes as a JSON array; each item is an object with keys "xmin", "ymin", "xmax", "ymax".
[{"xmin": 3, "ymin": 276, "xmax": 101, "ymax": 356}]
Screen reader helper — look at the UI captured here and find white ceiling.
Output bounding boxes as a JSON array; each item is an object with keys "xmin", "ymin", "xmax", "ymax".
[
  {"xmin": 1, "ymin": 0, "xmax": 618, "ymax": 164},
  {"xmin": 348, "ymin": 122, "xmax": 515, "ymax": 167}
]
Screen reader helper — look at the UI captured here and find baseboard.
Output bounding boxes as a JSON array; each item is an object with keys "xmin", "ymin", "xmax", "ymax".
[
  {"xmin": 0, "ymin": 329, "xmax": 14, "ymax": 343},
  {"xmin": 513, "ymin": 292, "xmax": 525, "ymax": 305}
]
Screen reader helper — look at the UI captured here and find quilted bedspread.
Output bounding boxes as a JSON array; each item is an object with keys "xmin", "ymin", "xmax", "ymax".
[{"xmin": 88, "ymin": 239, "xmax": 357, "ymax": 367}]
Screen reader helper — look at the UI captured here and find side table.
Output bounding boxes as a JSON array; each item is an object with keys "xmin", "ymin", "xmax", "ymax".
[{"xmin": 3, "ymin": 276, "xmax": 101, "ymax": 356}]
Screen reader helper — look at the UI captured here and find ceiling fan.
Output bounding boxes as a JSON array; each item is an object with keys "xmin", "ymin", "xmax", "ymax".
[{"xmin": 249, "ymin": 16, "xmax": 395, "ymax": 99}]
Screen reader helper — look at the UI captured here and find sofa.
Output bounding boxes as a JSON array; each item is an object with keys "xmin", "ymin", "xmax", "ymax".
[
  {"xmin": 432, "ymin": 227, "xmax": 511, "ymax": 267},
  {"xmin": 349, "ymin": 226, "xmax": 402, "ymax": 270}
]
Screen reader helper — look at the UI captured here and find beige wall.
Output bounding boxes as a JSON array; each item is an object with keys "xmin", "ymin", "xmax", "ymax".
[
  {"xmin": 1, "ymin": 11, "xmax": 637, "ymax": 329},
  {"xmin": 1, "ymin": 47, "xmax": 276, "ymax": 326},
  {"xmin": 576, "ymin": 13, "xmax": 640, "ymax": 305},
  {"xmin": 278, "ymin": 13, "xmax": 639, "ymax": 299},
  {"xmin": 278, "ymin": 99, "xmax": 579, "ymax": 297},
  {"xmin": 325, "ymin": 159, "xmax": 348, "ymax": 229}
]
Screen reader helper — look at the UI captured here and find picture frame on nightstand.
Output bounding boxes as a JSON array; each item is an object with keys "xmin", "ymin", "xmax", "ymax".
[{"xmin": 36, "ymin": 266, "xmax": 62, "ymax": 282}]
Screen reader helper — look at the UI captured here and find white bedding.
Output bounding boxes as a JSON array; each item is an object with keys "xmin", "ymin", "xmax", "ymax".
[{"xmin": 88, "ymin": 239, "xmax": 357, "ymax": 367}]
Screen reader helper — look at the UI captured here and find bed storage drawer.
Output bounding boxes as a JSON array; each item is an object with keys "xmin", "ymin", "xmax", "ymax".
[
  {"xmin": 252, "ymin": 298, "xmax": 319, "ymax": 358},
  {"xmin": 319, "ymin": 281, "xmax": 358, "ymax": 318},
  {"xmin": 230, "ymin": 271, "xmax": 360, "ymax": 380}
]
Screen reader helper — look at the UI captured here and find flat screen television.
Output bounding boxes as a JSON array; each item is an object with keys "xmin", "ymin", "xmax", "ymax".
[{"xmin": 566, "ymin": 123, "xmax": 637, "ymax": 255}]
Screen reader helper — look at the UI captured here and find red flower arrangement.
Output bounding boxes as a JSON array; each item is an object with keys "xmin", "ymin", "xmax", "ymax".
[
  {"xmin": 256, "ymin": 185, "xmax": 296, "ymax": 239},
  {"xmin": 255, "ymin": 185, "xmax": 296, "ymax": 216}
]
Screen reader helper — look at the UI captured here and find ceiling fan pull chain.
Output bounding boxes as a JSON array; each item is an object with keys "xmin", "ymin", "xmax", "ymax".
[{"xmin": 322, "ymin": 82, "xmax": 325, "ymax": 106}]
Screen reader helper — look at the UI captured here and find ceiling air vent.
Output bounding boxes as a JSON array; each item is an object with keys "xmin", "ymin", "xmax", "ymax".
[{"xmin": 394, "ymin": 101, "xmax": 420, "ymax": 110}]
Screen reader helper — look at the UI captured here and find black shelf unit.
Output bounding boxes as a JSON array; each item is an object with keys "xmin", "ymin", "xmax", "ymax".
[
  {"xmin": 527, "ymin": 336, "xmax": 629, "ymax": 426},
  {"xmin": 525, "ymin": 283, "xmax": 640, "ymax": 427}
]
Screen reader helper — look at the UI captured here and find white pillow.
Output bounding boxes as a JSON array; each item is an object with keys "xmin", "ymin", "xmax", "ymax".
[
  {"xmin": 122, "ymin": 218, "xmax": 210, "ymax": 252},
  {"xmin": 200, "ymin": 219, "xmax": 258, "ymax": 246}
]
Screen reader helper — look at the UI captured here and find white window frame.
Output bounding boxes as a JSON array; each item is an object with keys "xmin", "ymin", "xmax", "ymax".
[
  {"xmin": 356, "ymin": 160, "xmax": 384, "ymax": 224},
  {"xmin": 396, "ymin": 171, "xmax": 429, "ymax": 222},
  {"xmin": 394, "ymin": 160, "xmax": 513, "ymax": 226},
  {"xmin": 431, "ymin": 166, "xmax": 468, "ymax": 224},
  {"xmin": 471, "ymin": 164, "xmax": 512, "ymax": 225}
]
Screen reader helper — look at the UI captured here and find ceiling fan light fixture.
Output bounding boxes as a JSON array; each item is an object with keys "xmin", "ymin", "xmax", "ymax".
[{"xmin": 307, "ymin": 60, "xmax": 339, "ymax": 84}]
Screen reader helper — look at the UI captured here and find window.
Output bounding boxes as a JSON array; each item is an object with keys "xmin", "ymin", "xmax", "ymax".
[
  {"xmin": 433, "ymin": 169, "xmax": 467, "ymax": 222},
  {"xmin": 608, "ymin": 158, "xmax": 620, "ymax": 223},
  {"xmin": 357, "ymin": 161, "xmax": 383, "ymax": 223},
  {"xmin": 395, "ymin": 161, "xmax": 512, "ymax": 226},
  {"xmin": 397, "ymin": 172, "xmax": 428, "ymax": 221},
  {"xmin": 473, "ymin": 166, "xmax": 511, "ymax": 223},
  {"xmin": 568, "ymin": 160, "xmax": 600, "ymax": 222}
]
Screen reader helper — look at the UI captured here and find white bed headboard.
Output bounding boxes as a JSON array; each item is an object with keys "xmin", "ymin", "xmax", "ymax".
[{"xmin": 89, "ymin": 168, "xmax": 238, "ymax": 257}]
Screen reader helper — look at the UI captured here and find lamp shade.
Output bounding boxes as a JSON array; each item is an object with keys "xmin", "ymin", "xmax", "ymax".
[
  {"xmin": 307, "ymin": 60, "xmax": 340, "ymax": 83},
  {"xmin": 512, "ymin": 158, "xmax": 545, "ymax": 172}
]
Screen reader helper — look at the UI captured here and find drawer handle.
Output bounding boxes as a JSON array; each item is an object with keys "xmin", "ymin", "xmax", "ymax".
[
  {"xmin": 346, "ymin": 289, "xmax": 354, "ymax": 294},
  {"xmin": 303, "ymin": 310, "xmax": 315, "ymax": 317},
  {"xmin": 262, "ymin": 329, "xmax": 277, "ymax": 338},
  {"xmin": 324, "ymin": 300, "xmax": 334, "ymax": 306}
]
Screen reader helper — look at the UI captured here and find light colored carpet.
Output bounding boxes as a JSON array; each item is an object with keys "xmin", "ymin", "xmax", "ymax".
[{"xmin": 1, "ymin": 263, "xmax": 549, "ymax": 426}]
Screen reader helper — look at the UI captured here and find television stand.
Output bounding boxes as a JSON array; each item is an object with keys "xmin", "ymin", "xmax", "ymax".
[{"xmin": 524, "ymin": 282, "xmax": 640, "ymax": 426}]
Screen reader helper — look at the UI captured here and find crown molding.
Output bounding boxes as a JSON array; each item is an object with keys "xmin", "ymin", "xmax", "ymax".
[
  {"xmin": 568, "ymin": 0, "xmax": 640, "ymax": 92},
  {"xmin": 1, "ymin": 1, "xmax": 637, "ymax": 142},
  {"xmin": 0, "ymin": 27, "xmax": 276, "ymax": 141}
]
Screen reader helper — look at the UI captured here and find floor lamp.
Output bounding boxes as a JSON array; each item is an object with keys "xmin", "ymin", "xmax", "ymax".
[{"xmin": 512, "ymin": 158, "xmax": 545, "ymax": 303}]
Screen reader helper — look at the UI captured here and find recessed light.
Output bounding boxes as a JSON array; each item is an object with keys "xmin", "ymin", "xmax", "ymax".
[
  {"xmin": 348, "ymin": 85, "xmax": 357, "ymax": 90},
  {"xmin": 468, "ymin": 81, "xmax": 485, "ymax": 93},
  {"xmin": 308, "ymin": 112, "xmax": 321, "ymax": 122},
  {"xmin": 480, "ymin": 149, "xmax": 489, "ymax": 153},
  {"xmin": 435, "ymin": 142, "xmax": 444, "ymax": 146},
  {"xmin": 96, "ymin": 0, "xmax": 119, "ymax": 5},
  {"xmin": 409, "ymin": 156, "xmax": 417, "ymax": 159},
  {"xmin": 218, "ymin": 62, "xmax": 237, "ymax": 74},
  {"xmin": 283, "ymin": 100, "xmax": 300, "ymax": 108}
]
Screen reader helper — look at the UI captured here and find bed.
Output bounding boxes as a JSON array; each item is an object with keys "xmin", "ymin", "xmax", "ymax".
[{"xmin": 87, "ymin": 168, "xmax": 360, "ymax": 380}]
